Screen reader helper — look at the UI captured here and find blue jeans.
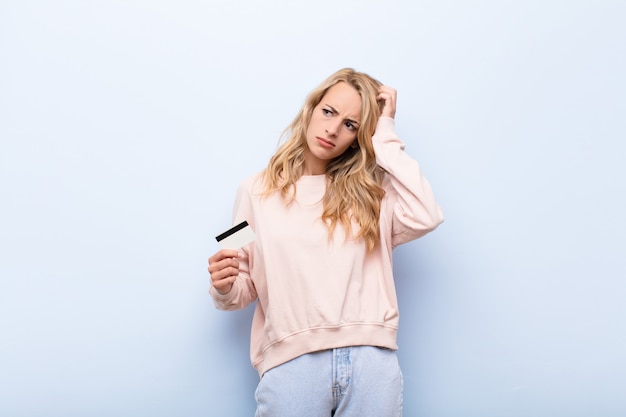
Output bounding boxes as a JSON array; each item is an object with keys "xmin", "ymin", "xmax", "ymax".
[{"xmin": 254, "ymin": 346, "xmax": 403, "ymax": 417}]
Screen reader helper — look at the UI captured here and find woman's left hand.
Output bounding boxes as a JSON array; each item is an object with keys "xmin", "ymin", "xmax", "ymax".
[{"xmin": 377, "ymin": 86, "xmax": 397, "ymax": 119}]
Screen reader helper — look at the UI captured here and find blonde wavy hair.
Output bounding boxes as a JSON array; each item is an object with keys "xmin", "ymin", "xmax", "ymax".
[{"xmin": 262, "ymin": 68, "xmax": 386, "ymax": 250}]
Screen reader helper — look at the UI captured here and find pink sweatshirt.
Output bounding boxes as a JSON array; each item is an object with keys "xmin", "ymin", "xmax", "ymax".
[{"xmin": 210, "ymin": 116, "xmax": 444, "ymax": 377}]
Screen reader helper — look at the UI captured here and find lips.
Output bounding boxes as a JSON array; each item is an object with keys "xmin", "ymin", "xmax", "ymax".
[{"xmin": 316, "ymin": 137, "xmax": 335, "ymax": 148}]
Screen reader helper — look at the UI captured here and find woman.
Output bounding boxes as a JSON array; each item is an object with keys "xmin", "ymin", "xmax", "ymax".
[{"xmin": 208, "ymin": 68, "xmax": 443, "ymax": 416}]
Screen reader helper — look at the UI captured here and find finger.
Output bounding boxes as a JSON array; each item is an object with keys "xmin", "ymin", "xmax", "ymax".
[
  {"xmin": 210, "ymin": 260, "xmax": 239, "ymax": 294},
  {"xmin": 377, "ymin": 86, "xmax": 397, "ymax": 116},
  {"xmin": 210, "ymin": 266, "xmax": 239, "ymax": 285},
  {"xmin": 376, "ymin": 92, "xmax": 394, "ymax": 103},
  {"xmin": 208, "ymin": 257, "xmax": 240, "ymax": 276},
  {"xmin": 378, "ymin": 96, "xmax": 396, "ymax": 118},
  {"xmin": 208, "ymin": 249, "xmax": 242, "ymax": 265},
  {"xmin": 377, "ymin": 92, "xmax": 396, "ymax": 103},
  {"xmin": 213, "ymin": 275, "xmax": 236, "ymax": 295},
  {"xmin": 377, "ymin": 85, "xmax": 397, "ymax": 97}
]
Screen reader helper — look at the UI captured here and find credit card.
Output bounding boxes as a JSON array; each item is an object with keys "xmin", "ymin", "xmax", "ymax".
[{"xmin": 215, "ymin": 220, "xmax": 255, "ymax": 249}]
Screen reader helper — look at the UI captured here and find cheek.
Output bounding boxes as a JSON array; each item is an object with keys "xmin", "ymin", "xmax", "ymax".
[
  {"xmin": 337, "ymin": 135, "xmax": 357, "ymax": 153},
  {"xmin": 306, "ymin": 116, "xmax": 320, "ymax": 135},
  {"xmin": 342, "ymin": 130, "xmax": 358, "ymax": 143}
]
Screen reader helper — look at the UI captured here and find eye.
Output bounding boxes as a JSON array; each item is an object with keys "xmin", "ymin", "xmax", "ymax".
[
  {"xmin": 322, "ymin": 108, "xmax": 333, "ymax": 117},
  {"xmin": 344, "ymin": 121, "xmax": 357, "ymax": 131}
]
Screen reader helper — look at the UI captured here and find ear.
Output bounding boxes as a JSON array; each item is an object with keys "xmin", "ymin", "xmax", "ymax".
[{"xmin": 351, "ymin": 140, "xmax": 358, "ymax": 149}]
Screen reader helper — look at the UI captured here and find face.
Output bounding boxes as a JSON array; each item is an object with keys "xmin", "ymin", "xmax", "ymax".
[{"xmin": 303, "ymin": 82, "xmax": 362, "ymax": 175}]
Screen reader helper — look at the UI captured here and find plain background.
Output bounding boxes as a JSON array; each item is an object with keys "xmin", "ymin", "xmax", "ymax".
[{"xmin": 1, "ymin": 0, "xmax": 625, "ymax": 416}]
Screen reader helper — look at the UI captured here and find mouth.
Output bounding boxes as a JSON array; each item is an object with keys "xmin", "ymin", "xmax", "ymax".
[{"xmin": 316, "ymin": 137, "xmax": 335, "ymax": 148}]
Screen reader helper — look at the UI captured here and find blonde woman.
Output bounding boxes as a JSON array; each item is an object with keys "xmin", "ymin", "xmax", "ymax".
[{"xmin": 208, "ymin": 68, "xmax": 444, "ymax": 416}]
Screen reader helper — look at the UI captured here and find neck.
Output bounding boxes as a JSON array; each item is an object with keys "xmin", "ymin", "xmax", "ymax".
[{"xmin": 302, "ymin": 150, "xmax": 328, "ymax": 175}]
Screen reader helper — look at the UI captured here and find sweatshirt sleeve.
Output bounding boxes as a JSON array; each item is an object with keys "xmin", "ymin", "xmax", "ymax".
[
  {"xmin": 373, "ymin": 116, "xmax": 444, "ymax": 247},
  {"xmin": 209, "ymin": 177, "xmax": 259, "ymax": 311}
]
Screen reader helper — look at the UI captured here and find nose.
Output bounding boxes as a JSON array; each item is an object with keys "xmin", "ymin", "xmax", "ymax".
[{"xmin": 325, "ymin": 119, "xmax": 342, "ymax": 137}]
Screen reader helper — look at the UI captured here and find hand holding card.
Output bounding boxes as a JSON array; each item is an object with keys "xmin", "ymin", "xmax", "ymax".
[{"xmin": 215, "ymin": 221, "xmax": 256, "ymax": 250}]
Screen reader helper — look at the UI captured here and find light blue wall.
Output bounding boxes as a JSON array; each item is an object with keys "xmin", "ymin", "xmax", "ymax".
[{"xmin": 1, "ymin": 1, "xmax": 624, "ymax": 416}]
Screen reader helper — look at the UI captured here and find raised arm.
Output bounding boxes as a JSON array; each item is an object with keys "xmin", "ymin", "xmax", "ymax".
[{"xmin": 374, "ymin": 86, "xmax": 444, "ymax": 246}]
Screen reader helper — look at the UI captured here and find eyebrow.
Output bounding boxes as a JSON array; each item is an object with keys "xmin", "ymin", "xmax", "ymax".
[{"xmin": 325, "ymin": 104, "xmax": 361, "ymax": 127}]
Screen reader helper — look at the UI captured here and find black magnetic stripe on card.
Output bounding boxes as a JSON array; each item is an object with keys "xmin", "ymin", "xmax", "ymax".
[{"xmin": 215, "ymin": 220, "xmax": 249, "ymax": 242}]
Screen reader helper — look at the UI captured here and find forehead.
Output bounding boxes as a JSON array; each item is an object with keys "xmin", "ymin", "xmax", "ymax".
[{"xmin": 320, "ymin": 82, "xmax": 362, "ymax": 120}]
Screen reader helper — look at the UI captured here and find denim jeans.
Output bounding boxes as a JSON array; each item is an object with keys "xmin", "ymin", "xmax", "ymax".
[{"xmin": 254, "ymin": 346, "xmax": 403, "ymax": 417}]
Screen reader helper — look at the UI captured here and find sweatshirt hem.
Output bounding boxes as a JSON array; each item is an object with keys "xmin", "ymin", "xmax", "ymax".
[{"xmin": 253, "ymin": 323, "xmax": 398, "ymax": 377}]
